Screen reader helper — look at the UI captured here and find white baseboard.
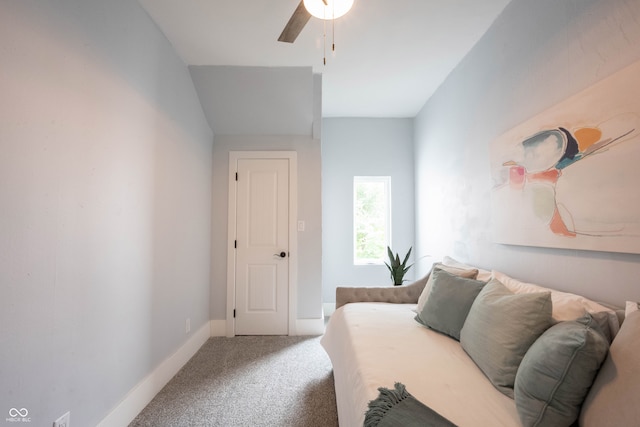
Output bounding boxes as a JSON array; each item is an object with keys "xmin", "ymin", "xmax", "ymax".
[
  {"xmin": 210, "ymin": 318, "xmax": 324, "ymax": 336},
  {"xmin": 96, "ymin": 322, "xmax": 210, "ymax": 427},
  {"xmin": 210, "ymin": 319, "xmax": 226, "ymax": 337},
  {"xmin": 295, "ymin": 318, "xmax": 325, "ymax": 335},
  {"xmin": 323, "ymin": 303, "xmax": 336, "ymax": 318}
]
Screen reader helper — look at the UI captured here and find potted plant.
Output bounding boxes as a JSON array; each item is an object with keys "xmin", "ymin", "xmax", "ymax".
[{"xmin": 385, "ymin": 246, "xmax": 413, "ymax": 286}]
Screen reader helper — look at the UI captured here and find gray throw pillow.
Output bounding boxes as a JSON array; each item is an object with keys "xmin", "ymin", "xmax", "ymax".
[
  {"xmin": 460, "ymin": 278, "xmax": 553, "ymax": 398},
  {"xmin": 415, "ymin": 264, "xmax": 478, "ymax": 314},
  {"xmin": 415, "ymin": 268, "xmax": 486, "ymax": 341},
  {"xmin": 580, "ymin": 310, "xmax": 640, "ymax": 426},
  {"xmin": 515, "ymin": 315, "xmax": 609, "ymax": 427}
]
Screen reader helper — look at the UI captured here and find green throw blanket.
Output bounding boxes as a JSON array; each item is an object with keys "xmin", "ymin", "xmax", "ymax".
[{"xmin": 364, "ymin": 383, "xmax": 458, "ymax": 427}]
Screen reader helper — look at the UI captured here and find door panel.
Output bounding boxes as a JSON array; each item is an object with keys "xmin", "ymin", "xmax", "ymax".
[
  {"xmin": 235, "ymin": 158, "xmax": 289, "ymax": 335},
  {"xmin": 247, "ymin": 264, "xmax": 277, "ymax": 311}
]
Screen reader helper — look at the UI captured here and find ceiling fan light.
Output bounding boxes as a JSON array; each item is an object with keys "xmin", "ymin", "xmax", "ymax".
[{"xmin": 303, "ymin": 0, "xmax": 354, "ymax": 20}]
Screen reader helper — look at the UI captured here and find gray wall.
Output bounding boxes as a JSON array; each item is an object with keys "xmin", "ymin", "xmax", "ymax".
[
  {"xmin": 322, "ymin": 118, "xmax": 415, "ymax": 302},
  {"xmin": 190, "ymin": 66, "xmax": 315, "ymax": 136},
  {"xmin": 414, "ymin": 0, "xmax": 640, "ymax": 305},
  {"xmin": 0, "ymin": 1, "xmax": 213, "ymax": 426}
]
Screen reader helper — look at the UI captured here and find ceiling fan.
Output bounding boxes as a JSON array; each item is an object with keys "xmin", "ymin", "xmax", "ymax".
[{"xmin": 278, "ymin": 0, "xmax": 354, "ymax": 43}]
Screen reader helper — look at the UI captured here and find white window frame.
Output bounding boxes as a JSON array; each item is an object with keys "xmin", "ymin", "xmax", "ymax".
[{"xmin": 353, "ymin": 176, "xmax": 391, "ymax": 265}]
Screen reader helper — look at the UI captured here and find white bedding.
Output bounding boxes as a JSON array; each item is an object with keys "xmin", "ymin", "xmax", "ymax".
[{"xmin": 321, "ymin": 302, "xmax": 521, "ymax": 427}]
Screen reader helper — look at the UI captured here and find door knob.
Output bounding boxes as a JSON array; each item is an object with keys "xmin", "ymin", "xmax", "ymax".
[{"xmin": 274, "ymin": 251, "xmax": 287, "ymax": 258}]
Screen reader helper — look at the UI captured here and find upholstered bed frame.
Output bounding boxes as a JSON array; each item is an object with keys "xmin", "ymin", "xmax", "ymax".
[
  {"xmin": 335, "ymin": 273, "xmax": 429, "ymax": 309},
  {"xmin": 335, "ymin": 271, "xmax": 625, "ymax": 326}
]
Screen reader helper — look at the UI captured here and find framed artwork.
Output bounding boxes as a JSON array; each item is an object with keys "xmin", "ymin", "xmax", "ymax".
[{"xmin": 490, "ymin": 60, "xmax": 640, "ymax": 254}]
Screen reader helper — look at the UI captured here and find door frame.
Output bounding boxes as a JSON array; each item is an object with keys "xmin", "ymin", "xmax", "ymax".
[{"xmin": 226, "ymin": 151, "xmax": 298, "ymax": 337}]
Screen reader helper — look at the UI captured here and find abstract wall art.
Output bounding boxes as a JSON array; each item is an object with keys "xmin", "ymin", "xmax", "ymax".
[{"xmin": 490, "ymin": 60, "xmax": 640, "ymax": 254}]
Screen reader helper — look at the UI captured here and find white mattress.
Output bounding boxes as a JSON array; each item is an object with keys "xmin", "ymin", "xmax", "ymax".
[{"xmin": 321, "ymin": 303, "xmax": 521, "ymax": 427}]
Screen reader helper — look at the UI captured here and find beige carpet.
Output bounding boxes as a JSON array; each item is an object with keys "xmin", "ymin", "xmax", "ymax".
[{"xmin": 129, "ymin": 335, "xmax": 339, "ymax": 427}]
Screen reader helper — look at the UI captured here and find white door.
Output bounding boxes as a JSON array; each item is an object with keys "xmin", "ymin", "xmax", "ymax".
[{"xmin": 234, "ymin": 158, "xmax": 290, "ymax": 335}]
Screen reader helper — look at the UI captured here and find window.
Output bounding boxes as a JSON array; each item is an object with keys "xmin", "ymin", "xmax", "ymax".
[{"xmin": 354, "ymin": 176, "xmax": 391, "ymax": 264}]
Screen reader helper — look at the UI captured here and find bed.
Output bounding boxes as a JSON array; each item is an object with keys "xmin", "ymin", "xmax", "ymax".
[
  {"xmin": 321, "ymin": 302, "xmax": 520, "ymax": 426},
  {"xmin": 321, "ymin": 257, "xmax": 638, "ymax": 427}
]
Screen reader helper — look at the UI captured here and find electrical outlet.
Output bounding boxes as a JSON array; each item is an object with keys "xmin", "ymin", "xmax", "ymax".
[
  {"xmin": 53, "ymin": 411, "xmax": 70, "ymax": 427},
  {"xmin": 185, "ymin": 318, "xmax": 191, "ymax": 334}
]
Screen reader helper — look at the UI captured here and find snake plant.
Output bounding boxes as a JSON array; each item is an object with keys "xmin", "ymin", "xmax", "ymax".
[{"xmin": 385, "ymin": 246, "xmax": 413, "ymax": 286}]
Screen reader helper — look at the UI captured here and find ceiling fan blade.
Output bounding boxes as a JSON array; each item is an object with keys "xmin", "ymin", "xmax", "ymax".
[{"xmin": 278, "ymin": 0, "xmax": 312, "ymax": 43}]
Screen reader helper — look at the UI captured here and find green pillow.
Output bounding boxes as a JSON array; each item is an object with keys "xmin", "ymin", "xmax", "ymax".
[
  {"xmin": 415, "ymin": 268, "xmax": 486, "ymax": 341},
  {"xmin": 460, "ymin": 278, "xmax": 553, "ymax": 398},
  {"xmin": 515, "ymin": 315, "xmax": 609, "ymax": 427},
  {"xmin": 415, "ymin": 264, "xmax": 479, "ymax": 314}
]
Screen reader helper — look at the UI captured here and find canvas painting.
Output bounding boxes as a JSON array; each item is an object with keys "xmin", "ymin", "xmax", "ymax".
[{"xmin": 490, "ymin": 60, "xmax": 640, "ymax": 254}]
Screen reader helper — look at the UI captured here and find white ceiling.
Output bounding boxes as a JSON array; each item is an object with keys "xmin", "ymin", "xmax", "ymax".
[{"xmin": 138, "ymin": 0, "xmax": 511, "ymax": 118}]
